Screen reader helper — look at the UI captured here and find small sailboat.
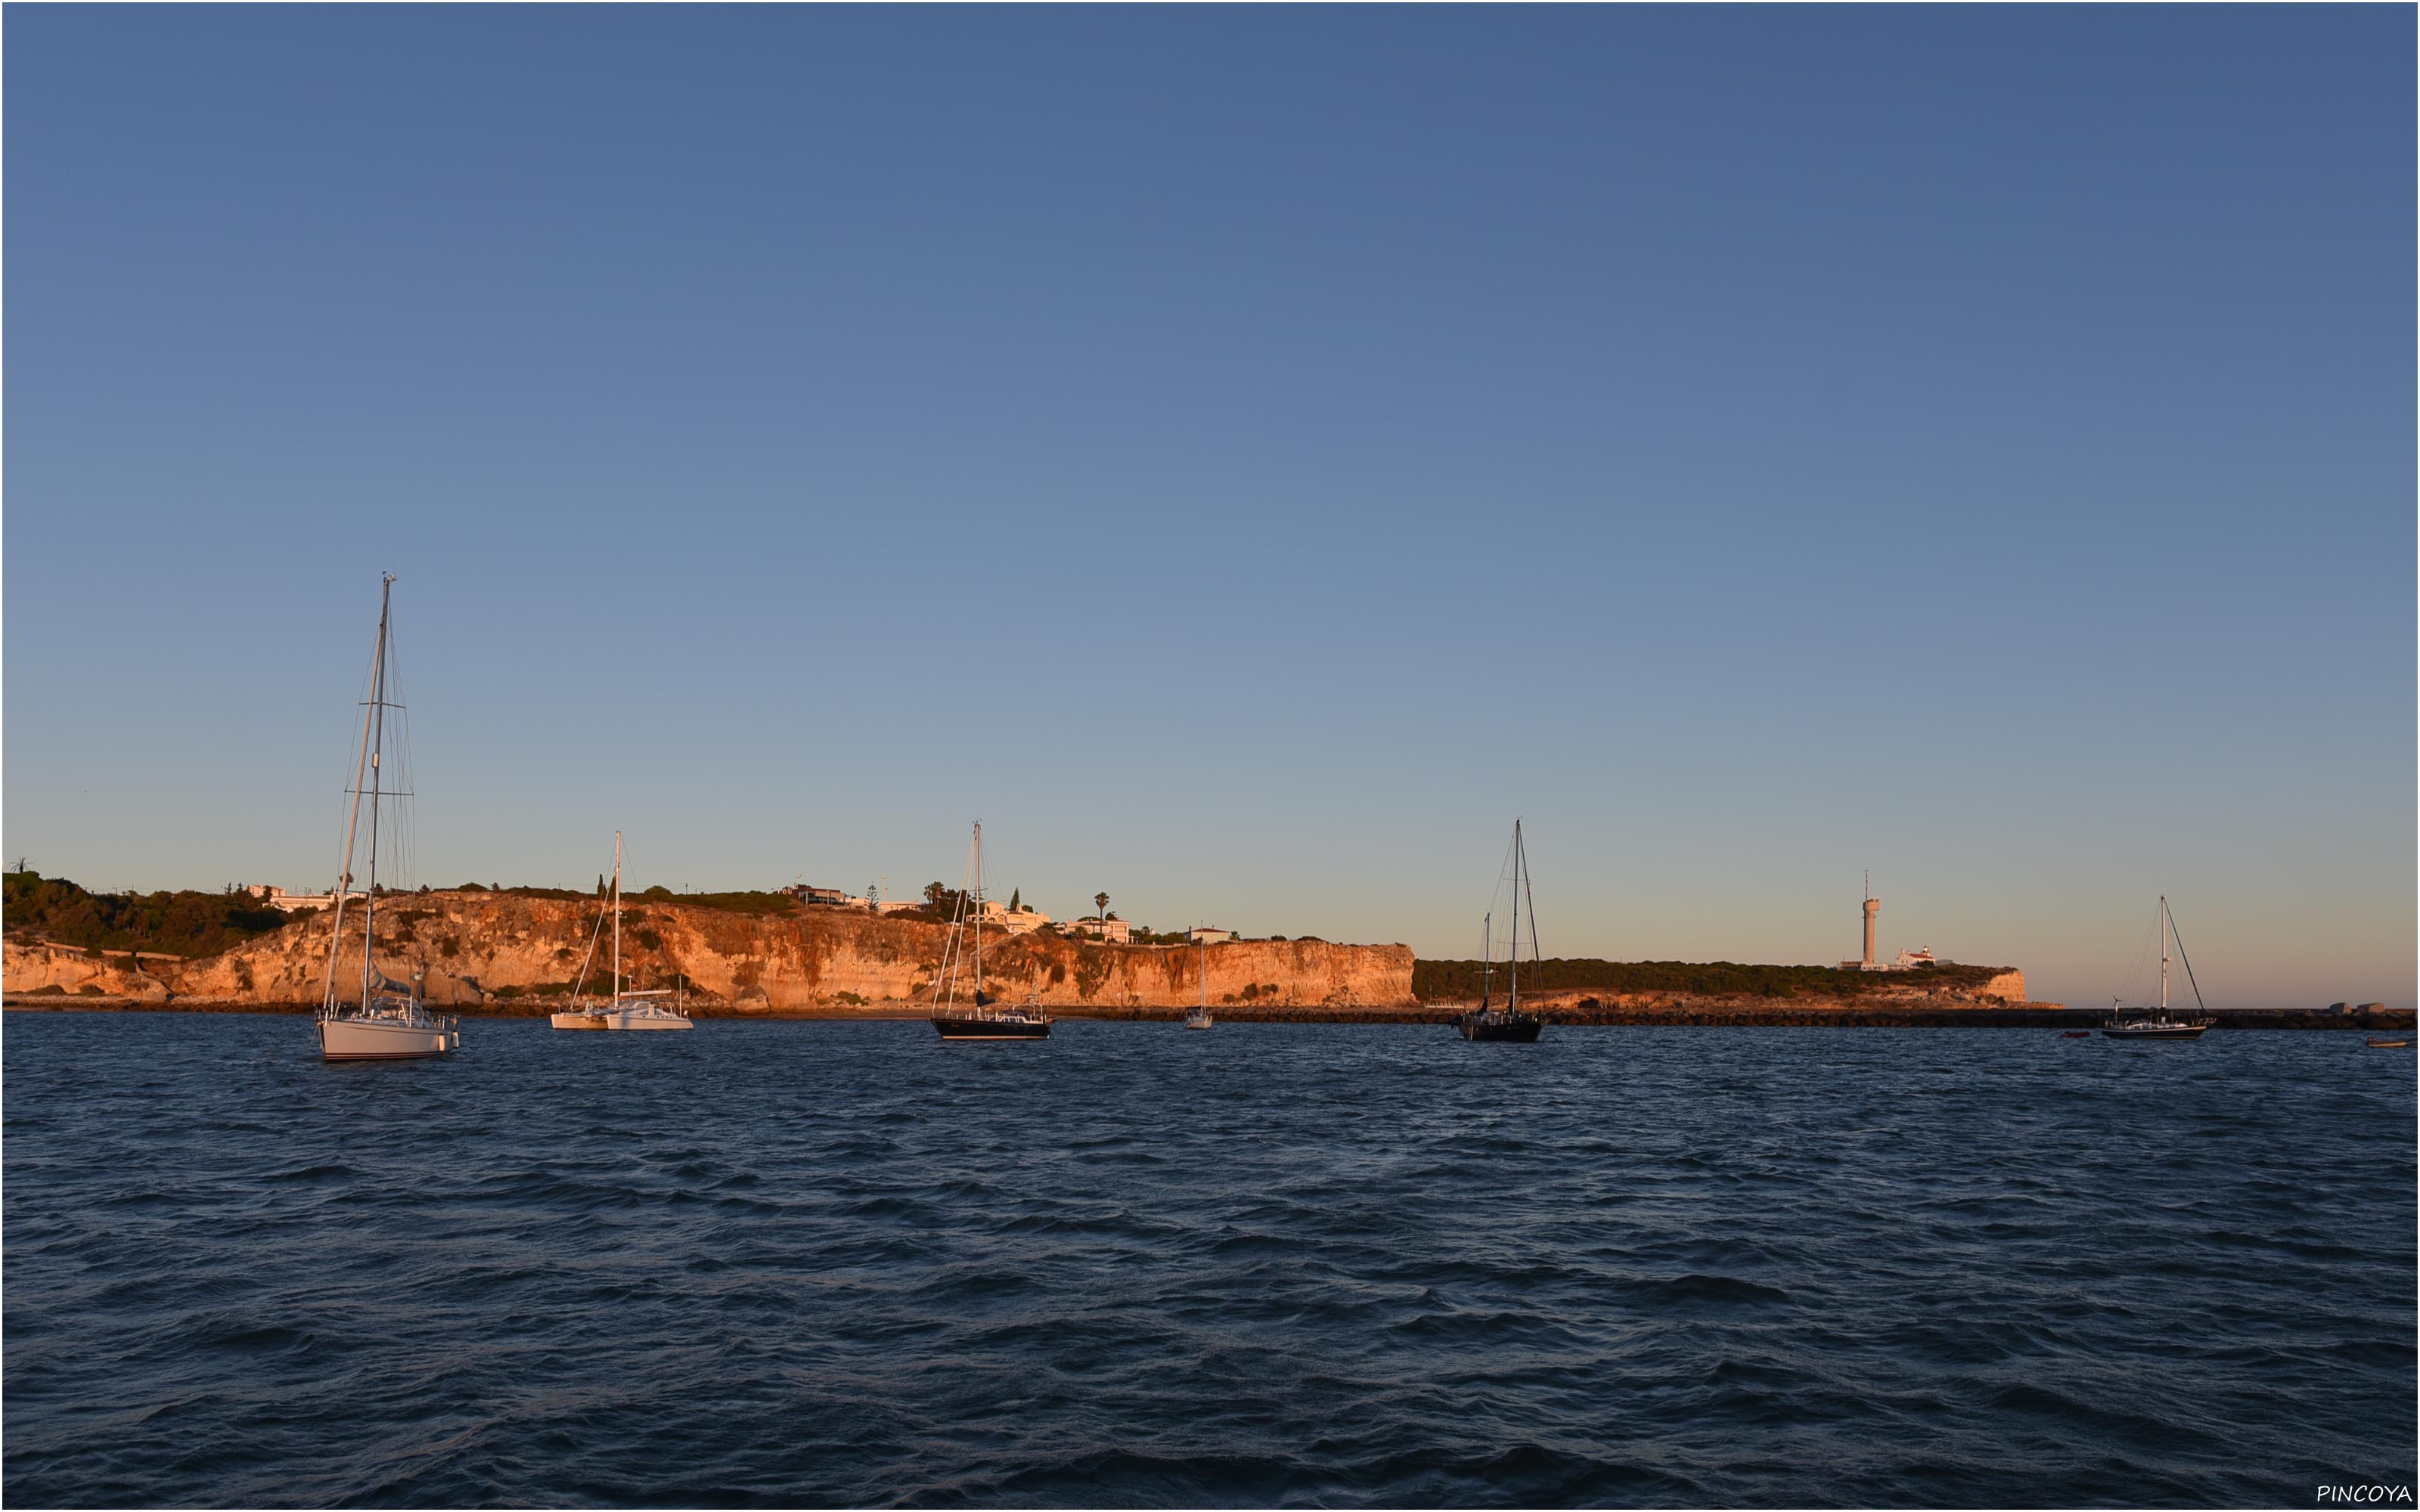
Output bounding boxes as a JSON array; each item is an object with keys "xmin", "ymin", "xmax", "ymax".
[
  {"xmin": 1185, "ymin": 928, "xmax": 1213, "ymax": 1030},
  {"xmin": 2102, "ymin": 897, "xmax": 2214, "ymax": 1040},
  {"xmin": 316, "ymin": 575, "xmax": 461, "ymax": 1061},
  {"xmin": 930, "ymin": 823, "xmax": 1050, "ymax": 1040},
  {"xmin": 551, "ymin": 832, "xmax": 694, "ymax": 1031},
  {"xmin": 1460, "ymin": 819, "xmax": 1544, "ymax": 1043}
]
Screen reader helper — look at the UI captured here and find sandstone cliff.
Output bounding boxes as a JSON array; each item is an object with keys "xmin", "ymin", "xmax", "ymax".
[{"xmin": 4, "ymin": 891, "xmax": 1416, "ymax": 1013}]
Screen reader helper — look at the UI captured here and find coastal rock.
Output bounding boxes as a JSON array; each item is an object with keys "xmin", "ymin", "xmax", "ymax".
[
  {"xmin": 1, "ymin": 942, "xmax": 173, "ymax": 1001},
  {"xmin": 5, "ymin": 891, "xmax": 1418, "ymax": 1013}
]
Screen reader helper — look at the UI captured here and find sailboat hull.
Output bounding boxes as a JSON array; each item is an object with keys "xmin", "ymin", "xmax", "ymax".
[
  {"xmin": 600, "ymin": 1010, "xmax": 692, "ymax": 1030},
  {"xmin": 319, "ymin": 1015, "xmax": 458, "ymax": 1061},
  {"xmin": 2102, "ymin": 1024, "xmax": 2211, "ymax": 1040},
  {"xmin": 932, "ymin": 1015, "xmax": 1050, "ymax": 1040},
  {"xmin": 1459, "ymin": 1013, "xmax": 1543, "ymax": 1042}
]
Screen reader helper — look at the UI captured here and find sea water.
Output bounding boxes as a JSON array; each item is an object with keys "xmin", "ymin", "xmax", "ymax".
[{"xmin": 5, "ymin": 1014, "xmax": 2412, "ymax": 1506}]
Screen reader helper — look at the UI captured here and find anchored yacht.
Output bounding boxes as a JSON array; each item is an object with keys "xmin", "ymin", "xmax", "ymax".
[
  {"xmin": 315, "ymin": 575, "xmax": 460, "ymax": 1061},
  {"xmin": 930, "ymin": 823, "xmax": 1051, "ymax": 1040},
  {"xmin": 2102, "ymin": 897, "xmax": 2214, "ymax": 1040},
  {"xmin": 551, "ymin": 832, "xmax": 695, "ymax": 1032},
  {"xmin": 1460, "ymin": 820, "xmax": 1544, "ymax": 1043}
]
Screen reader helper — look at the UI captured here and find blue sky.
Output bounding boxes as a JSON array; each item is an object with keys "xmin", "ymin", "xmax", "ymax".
[{"xmin": 6, "ymin": 6, "xmax": 2411, "ymax": 1009}]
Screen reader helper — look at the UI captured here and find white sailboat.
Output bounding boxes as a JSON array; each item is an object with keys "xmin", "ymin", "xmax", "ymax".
[
  {"xmin": 551, "ymin": 832, "xmax": 695, "ymax": 1032},
  {"xmin": 316, "ymin": 575, "xmax": 461, "ymax": 1061},
  {"xmin": 1185, "ymin": 926, "xmax": 1213, "ymax": 1029},
  {"xmin": 2102, "ymin": 896, "xmax": 2214, "ymax": 1040}
]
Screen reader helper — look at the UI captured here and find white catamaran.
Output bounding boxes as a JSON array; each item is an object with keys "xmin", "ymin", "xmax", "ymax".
[
  {"xmin": 551, "ymin": 832, "xmax": 695, "ymax": 1032},
  {"xmin": 315, "ymin": 575, "xmax": 461, "ymax": 1061},
  {"xmin": 2102, "ymin": 896, "xmax": 2214, "ymax": 1040},
  {"xmin": 929, "ymin": 822, "xmax": 1050, "ymax": 1040}
]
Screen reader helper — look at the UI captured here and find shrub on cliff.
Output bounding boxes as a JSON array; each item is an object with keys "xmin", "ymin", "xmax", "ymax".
[
  {"xmin": 2, "ymin": 871, "xmax": 296, "ymax": 959},
  {"xmin": 1410, "ymin": 956, "xmax": 2004, "ymax": 1000}
]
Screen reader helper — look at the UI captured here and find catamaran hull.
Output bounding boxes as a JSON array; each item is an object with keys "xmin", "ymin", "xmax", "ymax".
[
  {"xmin": 551, "ymin": 1010, "xmax": 693, "ymax": 1031},
  {"xmin": 318, "ymin": 1017, "xmax": 458, "ymax": 1061},
  {"xmin": 1459, "ymin": 1015, "xmax": 1543, "ymax": 1043},
  {"xmin": 932, "ymin": 1018, "xmax": 1051, "ymax": 1040}
]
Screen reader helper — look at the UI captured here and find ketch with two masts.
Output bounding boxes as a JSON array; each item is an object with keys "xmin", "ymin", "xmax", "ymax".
[
  {"xmin": 315, "ymin": 575, "xmax": 461, "ymax": 1061},
  {"xmin": 929, "ymin": 822, "xmax": 1050, "ymax": 1040},
  {"xmin": 1460, "ymin": 820, "xmax": 1544, "ymax": 1043},
  {"xmin": 551, "ymin": 832, "xmax": 694, "ymax": 1032}
]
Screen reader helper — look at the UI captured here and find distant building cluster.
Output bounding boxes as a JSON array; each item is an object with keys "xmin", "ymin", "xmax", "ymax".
[
  {"xmin": 781, "ymin": 882, "xmax": 1058, "ymax": 934},
  {"xmin": 979, "ymin": 899, "xmax": 1051, "ymax": 935},
  {"xmin": 774, "ymin": 879, "xmax": 1245, "ymax": 948},
  {"xmin": 237, "ymin": 884, "xmax": 358, "ymax": 914},
  {"xmin": 781, "ymin": 883, "xmax": 922, "ymax": 915}
]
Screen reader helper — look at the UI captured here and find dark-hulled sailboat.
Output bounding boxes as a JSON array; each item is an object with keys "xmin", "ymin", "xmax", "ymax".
[
  {"xmin": 1460, "ymin": 820, "xmax": 1544, "ymax": 1043},
  {"xmin": 930, "ymin": 822, "xmax": 1050, "ymax": 1041}
]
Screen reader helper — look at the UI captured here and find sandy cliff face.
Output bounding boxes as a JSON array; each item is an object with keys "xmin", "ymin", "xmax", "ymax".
[
  {"xmin": 3, "ymin": 943, "xmax": 175, "ymax": 1000},
  {"xmin": 2, "ymin": 892, "xmax": 1417, "ymax": 1012}
]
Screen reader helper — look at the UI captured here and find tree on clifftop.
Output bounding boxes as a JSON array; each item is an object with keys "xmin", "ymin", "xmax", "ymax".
[{"xmin": 1094, "ymin": 891, "xmax": 1109, "ymax": 922}]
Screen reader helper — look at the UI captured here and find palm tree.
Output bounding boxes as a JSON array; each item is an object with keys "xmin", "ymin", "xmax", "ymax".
[{"xmin": 1094, "ymin": 891, "xmax": 1109, "ymax": 927}]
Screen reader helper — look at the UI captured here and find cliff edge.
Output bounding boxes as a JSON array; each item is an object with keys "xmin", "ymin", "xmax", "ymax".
[{"xmin": 5, "ymin": 891, "xmax": 1416, "ymax": 1012}]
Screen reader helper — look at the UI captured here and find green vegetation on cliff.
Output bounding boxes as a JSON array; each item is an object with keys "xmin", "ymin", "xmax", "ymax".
[
  {"xmin": 2, "ymin": 872, "xmax": 296, "ymax": 958},
  {"xmin": 1411, "ymin": 957, "xmax": 2006, "ymax": 1001}
]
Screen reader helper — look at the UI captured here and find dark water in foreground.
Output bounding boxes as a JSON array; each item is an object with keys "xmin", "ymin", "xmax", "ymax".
[{"xmin": 5, "ymin": 1015, "xmax": 2412, "ymax": 1507}]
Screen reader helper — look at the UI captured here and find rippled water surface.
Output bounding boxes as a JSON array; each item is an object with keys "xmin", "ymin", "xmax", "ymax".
[{"xmin": 5, "ymin": 1014, "xmax": 2413, "ymax": 1506}]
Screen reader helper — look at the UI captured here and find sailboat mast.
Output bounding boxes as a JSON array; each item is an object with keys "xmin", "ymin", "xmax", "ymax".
[
  {"xmin": 358, "ymin": 574, "xmax": 393, "ymax": 1010},
  {"xmin": 971, "ymin": 822, "xmax": 982, "ymax": 1004},
  {"xmin": 1480, "ymin": 911, "xmax": 1493, "ymax": 1012},
  {"xmin": 612, "ymin": 831, "xmax": 623, "ymax": 1008},
  {"xmin": 1508, "ymin": 820, "xmax": 1521, "ymax": 1017},
  {"xmin": 323, "ymin": 612, "xmax": 380, "ymax": 1016},
  {"xmin": 2159, "ymin": 896, "xmax": 2168, "ymax": 1012}
]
